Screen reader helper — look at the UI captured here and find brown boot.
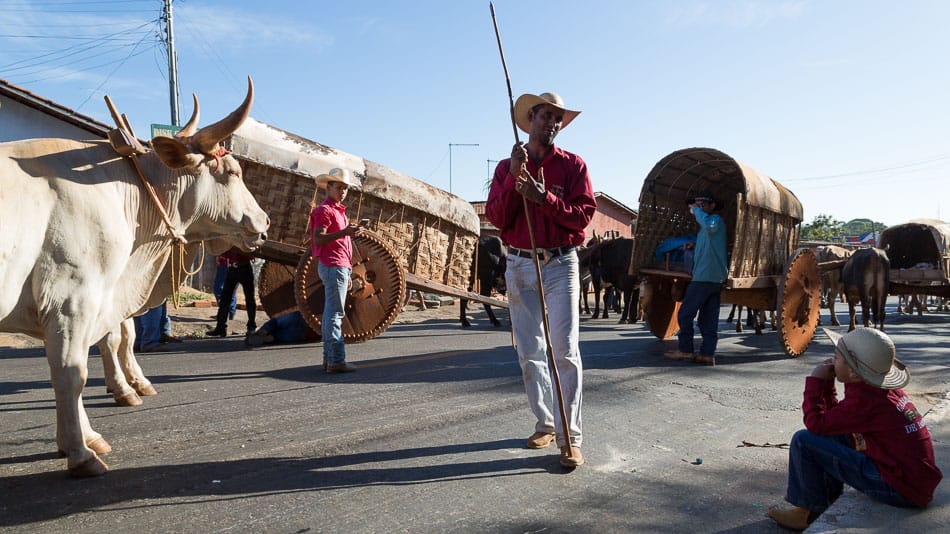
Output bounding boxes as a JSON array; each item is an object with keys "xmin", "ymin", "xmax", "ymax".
[
  {"xmin": 767, "ymin": 506, "xmax": 813, "ymax": 531},
  {"xmin": 526, "ymin": 432, "xmax": 556, "ymax": 449},
  {"xmin": 559, "ymin": 445, "xmax": 584, "ymax": 468}
]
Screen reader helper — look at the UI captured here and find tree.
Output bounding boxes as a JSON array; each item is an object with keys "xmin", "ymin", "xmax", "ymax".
[{"xmin": 801, "ymin": 214, "xmax": 845, "ymax": 242}]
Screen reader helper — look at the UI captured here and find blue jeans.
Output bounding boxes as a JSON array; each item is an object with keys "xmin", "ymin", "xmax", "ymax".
[
  {"xmin": 318, "ymin": 263, "xmax": 351, "ymax": 366},
  {"xmin": 677, "ymin": 281, "xmax": 721, "ymax": 356},
  {"xmin": 786, "ymin": 429, "xmax": 913, "ymax": 513},
  {"xmin": 261, "ymin": 311, "xmax": 310, "ymax": 343},
  {"xmin": 506, "ymin": 250, "xmax": 583, "ymax": 448},
  {"xmin": 213, "ymin": 264, "xmax": 237, "ymax": 319},
  {"xmin": 133, "ymin": 302, "xmax": 169, "ymax": 351}
]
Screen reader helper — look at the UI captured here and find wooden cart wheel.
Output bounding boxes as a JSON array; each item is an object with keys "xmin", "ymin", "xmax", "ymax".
[
  {"xmin": 645, "ymin": 276, "xmax": 682, "ymax": 340},
  {"xmin": 258, "ymin": 260, "xmax": 300, "ymax": 319},
  {"xmin": 778, "ymin": 247, "xmax": 821, "ymax": 357},
  {"xmin": 294, "ymin": 231, "xmax": 406, "ymax": 343}
]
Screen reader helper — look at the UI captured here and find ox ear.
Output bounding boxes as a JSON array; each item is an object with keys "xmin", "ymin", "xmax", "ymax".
[{"xmin": 151, "ymin": 136, "xmax": 198, "ymax": 169}]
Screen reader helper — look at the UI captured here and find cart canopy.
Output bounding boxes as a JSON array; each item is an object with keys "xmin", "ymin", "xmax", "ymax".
[{"xmin": 633, "ymin": 147, "xmax": 803, "ymax": 283}]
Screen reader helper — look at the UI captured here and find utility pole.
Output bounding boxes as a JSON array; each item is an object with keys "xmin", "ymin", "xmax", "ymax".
[
  {"xmin": 448, "ymin": 142, "xmax": 478, "ymax": 194},
  {"xmin": 162, "ymin": 0, "xmax": 180, "ymax": 126}
]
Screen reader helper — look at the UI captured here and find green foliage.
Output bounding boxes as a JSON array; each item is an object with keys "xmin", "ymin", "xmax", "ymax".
[
  {"xmin": 840, "ymin": 218, "xmax": 887, "ymax": 237},
  {"xmin": 801, "ymin": 215, "xmax": 888, "ymax": 242},
  {"xmin": 801, "ymin": 214, "xmax": 845, "ymax": 242}
]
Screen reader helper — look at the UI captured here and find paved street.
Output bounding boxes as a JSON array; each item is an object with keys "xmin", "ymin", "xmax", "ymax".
[{"xmin": 1, "ymin": 301, "xmax": 948, "ymax": 533}]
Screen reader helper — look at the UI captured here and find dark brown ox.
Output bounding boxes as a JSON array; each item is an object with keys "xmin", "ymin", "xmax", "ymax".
[
  {"xmin": 0, "ymin": 78, "xmax": 269, "ymax": 477},
  {"xmin": 816, "ymin": 244, "xmax": 852, "ymax": 327},
  {"xmin": 841, "ymin": 247, "xmax": 890, "ymax": 331}
]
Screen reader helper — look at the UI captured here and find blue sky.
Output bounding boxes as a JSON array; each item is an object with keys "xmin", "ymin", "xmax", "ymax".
[{"xmin": 2, "ymin": 0, "xmax": 948, "ymax": 226}]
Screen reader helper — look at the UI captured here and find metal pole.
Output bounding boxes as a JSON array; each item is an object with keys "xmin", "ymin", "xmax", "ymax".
[
  {"xmin": 163, "ymin": 0, "xmax": 180, "ymax": 126},
  {"xmin": 489, "ymin": 1, "xmax": 573, "ymax": 460},
  {"xmin": 449, "ymin": 143, "xmax": 479, "ymax": 194}
]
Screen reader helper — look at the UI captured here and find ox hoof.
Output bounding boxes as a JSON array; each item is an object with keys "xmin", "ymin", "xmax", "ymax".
[
  {"xmin": 68, "ymin": 454, "xmax": 109, "ymax": 477},
  {"xmin": 88, "ymin": 437, "xmax": 113, "ymax": 455},
  {"xmin": 134, "ymin": 383, "xmax": 158, "ymax": 396},
  {"xmin": 114, "ymin": 391, "xmax": 143, "ymax": 407}
]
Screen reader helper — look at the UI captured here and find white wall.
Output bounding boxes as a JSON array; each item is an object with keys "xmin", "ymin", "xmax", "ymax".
[{"xmin": 0, "ymin": 95, "xmax": 102, "ymax": 142}]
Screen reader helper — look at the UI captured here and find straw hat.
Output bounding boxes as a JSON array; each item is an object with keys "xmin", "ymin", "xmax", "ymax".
[
  {"xmin": 823, "ymin": 328, "xmax": 909, "ymax": 389},
  {"xmin": 513, "ymin": 92, "xmax": 581, "ymax": 134},
  {"xmin": 315, "ymin": 167, "xmax": 359, "ymax": 189}
]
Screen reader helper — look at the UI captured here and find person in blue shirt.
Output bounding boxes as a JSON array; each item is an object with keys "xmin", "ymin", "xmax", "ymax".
[{"xmin": 665, "ymin": 190, "xmax": 728, "ymax": 365}]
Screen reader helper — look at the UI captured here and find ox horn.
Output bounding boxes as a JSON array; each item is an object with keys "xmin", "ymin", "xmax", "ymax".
[
  {"xmin": 175, "ymin": 94, "xmax": 200, "ymax": 138},
  {"xmin": 191, "ymin": 76, "xmax": 254, "ymax": 155}
]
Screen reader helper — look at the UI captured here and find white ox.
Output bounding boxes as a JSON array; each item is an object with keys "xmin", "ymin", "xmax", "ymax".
[
  {"xmin": 0, "ymin": 79, "xmax": 269, "ymax": 476},
  {"xmin": 96, "ymin": 243, "xmax": 201, "ymax": 407}
]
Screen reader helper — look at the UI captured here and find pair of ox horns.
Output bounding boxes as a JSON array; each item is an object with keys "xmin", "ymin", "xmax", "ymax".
[{"xmin": 173, "ymin": 76, "xmax": 254, "ymax": 155}]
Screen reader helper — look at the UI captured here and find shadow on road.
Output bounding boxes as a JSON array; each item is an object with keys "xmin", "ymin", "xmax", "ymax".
[{"xmin": 0, "ymin": 438, "xmax": 564, "ymax": 527}]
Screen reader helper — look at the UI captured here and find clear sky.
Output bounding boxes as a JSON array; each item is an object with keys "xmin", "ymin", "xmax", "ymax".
[{"xmin": 2, "ymin": 0, "xmax": 948, "ymax": 227}]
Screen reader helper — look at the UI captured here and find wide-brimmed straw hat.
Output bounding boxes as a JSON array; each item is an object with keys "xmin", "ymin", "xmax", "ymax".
[
  {"xmin": 315, "ymin": 167, "xmax": 359, "ymax": 189},
  {"xmin": 823, "ymin": 328, "xmax": 909, "ymax": 389},
  {"xmin": 514, "ymin": 92, "xmax": 581, "ymax": 134}
]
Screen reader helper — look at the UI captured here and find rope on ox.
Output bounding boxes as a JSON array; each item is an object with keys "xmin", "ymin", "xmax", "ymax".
[{"xmin": 104, "ymin": 95, "xmax": 204, "ymax": 309}]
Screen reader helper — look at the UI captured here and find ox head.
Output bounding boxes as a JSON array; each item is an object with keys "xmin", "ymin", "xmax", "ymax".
[{"xmin": 148, "ymin": 77, "xmax": 269, "ymax": 254}]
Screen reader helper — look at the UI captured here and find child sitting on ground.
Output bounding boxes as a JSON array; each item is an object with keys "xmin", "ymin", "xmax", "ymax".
[{"xmin": 768, "ymin": 328, "xmax": 942, "ymax": 531}]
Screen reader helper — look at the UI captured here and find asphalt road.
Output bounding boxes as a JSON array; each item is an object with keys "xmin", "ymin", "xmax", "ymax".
[{"xmin": 2, "ymin": 300, "xmax": 948, "ymax": 533}]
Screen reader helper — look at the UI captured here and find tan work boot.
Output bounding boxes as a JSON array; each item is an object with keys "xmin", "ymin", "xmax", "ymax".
[
  {"xmin": 559, "ymin": 445, "xmax": 584, "ymax": 468},
  {"xmin": 526, "ymin": 432, "xmax": 556, "ymax": 449},
  {"xmin": 767, "ymin": 506, "xmax": 813, "ymax": 531}
]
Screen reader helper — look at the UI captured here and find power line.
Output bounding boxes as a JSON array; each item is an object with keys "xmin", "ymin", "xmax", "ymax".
[{"xmin": 785, "ymin": 153, "xmax": 950, "ymax": 183}]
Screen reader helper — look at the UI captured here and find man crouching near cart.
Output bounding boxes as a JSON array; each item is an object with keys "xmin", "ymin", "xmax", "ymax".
[{"xmin": 485, "ymin": 91, "xmax": 596, "ymax": 468}]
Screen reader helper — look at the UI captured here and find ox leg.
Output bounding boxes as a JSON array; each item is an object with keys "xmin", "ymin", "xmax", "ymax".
[
  {"xmin": 828, "ymin": 292, "xmax": 841, "ymax": 327},
  {"xmin": 753, "ymin": 309, "xmax": 765, "ymax": 335},
  {"xmin": 483, "ymin": 303, "xmax": 501, "ymax": 327},
  {"xmin": 847, "ymin": 300, "xmax": 858, "ymax": 332},
  {"xmin": 118, "ymin": 318, "xmax": 157, "ymax": 396},
  {"xmin": 46, "ymin": 334, "xmax": 109, "ymax": 476},
  {"xmin": 96, "ymin": 324, "xmax": 142, "ymax": 406},
  {"xmin": 460, "ymin": 298, "xmax": 472, "ymax": 328},
  {"xmin": 859, "ymin": 293, "xmax": 872, "ymax": 328},
  {"xmin": 726, "ymin": 304, "xmax": 737, "ymax": 323},
  {"xmin": 591, "ymin": 282, "xmax": 602, "ymax": 319},
  {"xmin": 735, "ymin": 306, "xmax": 744, "ymax": 333}
]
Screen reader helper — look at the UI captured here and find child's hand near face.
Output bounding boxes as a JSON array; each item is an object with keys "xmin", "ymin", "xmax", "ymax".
[{"xmin": 810, "ymin": 358, "xmax": 835, "ymax": 380}]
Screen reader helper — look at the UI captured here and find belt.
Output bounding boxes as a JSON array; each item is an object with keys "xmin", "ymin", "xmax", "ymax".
[{"xmin": 509, "ymin": 246, "xmax": 575, "ymax": 259}]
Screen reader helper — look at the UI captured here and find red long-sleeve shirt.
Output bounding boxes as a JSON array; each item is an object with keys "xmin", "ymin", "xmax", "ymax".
[
  {"xmin": 803, "ymin": 376, "xmax": 942, "ymax": 507},
  {"xmin": 485, "ymin": 145, "xmax": 596, "ymax": 249}
]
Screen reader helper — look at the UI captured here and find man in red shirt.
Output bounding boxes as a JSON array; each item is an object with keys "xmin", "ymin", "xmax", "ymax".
[
  {"xmin": 486, "ymin": 92, "xmax": 596, "ymax": 468},
  {"xmin": 207, "ymin": 249, "xmax": 257, "ymax": 337},
  {"xmin": 310, "ymin": 168, "xmax": 362, "ymax": 373},
  {"xmin": 769, "ymin": 328, "xmax": 942, "ymax": 530}
]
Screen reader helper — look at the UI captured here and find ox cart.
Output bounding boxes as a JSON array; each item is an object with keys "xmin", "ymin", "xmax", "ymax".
[
  {"xmin": 225, "ymin": 119, "xmax": 506, "ymax": 342},
  {"xmin": 630, "ymin": 147, "xmax": 826, "ymax": 357},
  {"xmin": 881, "ymin": 219, "xmax": 950, "ymax": 301}
]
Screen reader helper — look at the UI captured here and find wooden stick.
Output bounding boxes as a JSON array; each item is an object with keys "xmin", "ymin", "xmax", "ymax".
[{"xmin": 489, "ymin": 2, "xmax": 573, "ymax": 458}]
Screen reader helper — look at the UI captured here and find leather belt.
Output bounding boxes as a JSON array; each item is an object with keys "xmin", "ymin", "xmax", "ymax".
[{"xmin": 509, "ymin": 246, "xmax": 575, "ymax": 260}]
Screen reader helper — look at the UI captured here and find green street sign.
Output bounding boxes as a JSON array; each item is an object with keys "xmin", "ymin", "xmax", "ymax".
[{"xmin": 151, "ymin": 123, "xmax": 182, "ymax": 139}]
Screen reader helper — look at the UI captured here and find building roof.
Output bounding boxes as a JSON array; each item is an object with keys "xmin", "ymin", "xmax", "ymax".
[
  {"xmin": 0, "ymin": 78, "xmax": 111, "ymax": 137},
  {"xmin": 594, "ymin": 191, "xmax": 637, "ymax": 219}
]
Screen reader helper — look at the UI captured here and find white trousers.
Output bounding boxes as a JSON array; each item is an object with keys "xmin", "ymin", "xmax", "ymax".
[{"xmin": 505, "ymin": 250, "xmax": 583, "ymax": 447}]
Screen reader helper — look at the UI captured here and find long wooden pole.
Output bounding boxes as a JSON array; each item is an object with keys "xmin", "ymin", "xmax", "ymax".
[{"xmin": 489, "ymin": 2, "xmax": 572, "ymax": 458}]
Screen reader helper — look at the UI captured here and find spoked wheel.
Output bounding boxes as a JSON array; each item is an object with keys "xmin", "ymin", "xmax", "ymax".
[
  {"xmin": 258, "ymin": 260, "xmax": 299, "ymax": 319},
  {"xmin": 645, "ymin": 276, "xmax": 682, "ymax": 340},
  {"xmin": 294, "ymin": 231, "xmax": 406, "ymax": 343},
  {"xmin": 778, "ymin": 247, "xmax": 821, "ymax": 357}
]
